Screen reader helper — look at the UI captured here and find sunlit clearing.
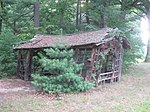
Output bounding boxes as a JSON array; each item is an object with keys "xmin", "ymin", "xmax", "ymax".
[
  {"xmin": 140, "ymin": 17, "xmax": 149, "ymax": 57},
  {"xmin": 140, "ymin": 17, "xmax": 149, "ymax": 44}
]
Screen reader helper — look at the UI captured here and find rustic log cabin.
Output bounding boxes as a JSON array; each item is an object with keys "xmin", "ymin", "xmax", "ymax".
[{"xmin": 14, "ymin": 28, "xmax": 130, "ymax": 86}]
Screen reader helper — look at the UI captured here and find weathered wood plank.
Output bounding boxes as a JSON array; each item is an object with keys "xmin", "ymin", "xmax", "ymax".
[
  {"xmin": 86, "ymin": 47, "xmax": 96, "ymax": 81},
  {"xmin": 24, "ymin": 49, "xmax": 33, "ymax": 81},
  {"xmin": 99, "ymin": 71, "xmax": 118, "ymax": 76},
  {"xmin": 118, "ymin": 46, "xmax": 123, "ymax": 81},
  {"xmin": 16, "ymin": 50, "xmax": 21, "ymax": 78}
]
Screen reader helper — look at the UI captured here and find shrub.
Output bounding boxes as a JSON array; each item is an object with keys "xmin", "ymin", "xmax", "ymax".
[
  {"xmin": 122, "ymin": 20, "xmax": 144, "ymax": 70},
  {"xmin": 32, "ymin": 46, "xmax": 93, "ymax": 94},
  {"xmin": 0, "ymin": 30, "xmax": 18, "ymax": 78}
]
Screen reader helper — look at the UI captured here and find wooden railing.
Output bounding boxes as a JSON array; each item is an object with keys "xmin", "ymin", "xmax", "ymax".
[{"xmin": 98, "ymin": 70, "xmax": 119, "ymax": 84}]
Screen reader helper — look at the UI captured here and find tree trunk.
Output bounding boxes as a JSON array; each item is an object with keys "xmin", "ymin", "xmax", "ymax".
[
  {"xmin": 99, "ymin": 13, "xmax": 105, "ymax": 28},
  {"xmin": 119, "ymin": 1, "xmax": 127, "ymax": 23},
  {"xmin": 0, "ymin": 1, "xmax": 3, "ymax": 33},
  {"xmin": 145, "ymin": 14, "xmax": 150, "ymax": 62},
  {"xmin": 34, "ymin": 0, "xmax": 40, "ymax": 27},
  {"xmin": 60, "ymin": 10, "xmax": 65, "ymax": 29},
  {"xmin": 99, "ymin": 0, "xmax": 109, "ymax": 28},
  {"xmin": 85, "ymin": 0, "xmax": 90, "ymax": 24},
  {"xmin": 76, "ymin": 0, "xmax": 80, "ymax": 26},
  {"xmin": 120, "ymin": 11, "xmax": 126, "ymax": 21},
  {"xmin": 79, "ymin": 0, "xmax": 82, "ymax": 25},
  {"xmin": 0, "ymin": 19, "xmax": 2, "ymax": 34}
]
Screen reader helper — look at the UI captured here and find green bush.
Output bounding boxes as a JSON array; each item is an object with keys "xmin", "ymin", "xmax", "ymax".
[
  {"xmin": 32, "ymin": 46, "xmax": 93, "ymax": 94},
  {"xmin": 0, "ymin": 30, "xmax": 18, "ymax": 78},
  {"xmin": 122, "ymin": 20, "xmax": 145, "ymax": 70}
]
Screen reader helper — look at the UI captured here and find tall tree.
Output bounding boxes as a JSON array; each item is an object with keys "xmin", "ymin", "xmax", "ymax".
[
  {"xmin": 128, "ymin": 0, "xmax": 150, "ymax": 61},
  {"xmin": 0, "ymin": 1, "xmax": 4, "ymax": 33},
  {"xmin": 40, "ymin": 0, "xmax": 76, "ymax": 34},
  {"xmin": 0, "ymin": 0, "xmax": 35, "ymax": 35},
  {"xmin": 85, "ymin": 0, "xmax": 90, "ymax": 24},
  {"xmin": 138, "ymin": 0, "xmax": 150, "ymax": 62},
  {"xmin": 76, "ymin": 0, "xmax": 80, "ymax": 26},
  {"xmin": 34, "ymin": 0, "xmax": 40, "ymax": 28}
]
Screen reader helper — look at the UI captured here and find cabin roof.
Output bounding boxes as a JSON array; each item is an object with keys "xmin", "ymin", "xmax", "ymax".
[{"xmin": 14, "ymin": 28, "xmax": 130, "ymax": 50}]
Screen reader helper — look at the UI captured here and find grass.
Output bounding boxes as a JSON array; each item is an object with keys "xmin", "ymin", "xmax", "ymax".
[
  {"xmin": 132, "ymin": 99, "xmax": 150, "ymax": 112},
  {"xmin": 0, "ymin": 63, "xmax": 150, "ymax": 112}
]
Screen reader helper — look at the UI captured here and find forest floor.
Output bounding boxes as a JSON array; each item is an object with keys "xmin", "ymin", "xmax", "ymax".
[{"xmin": 0, "ymin": 63, "xmax": 150, "ymax": 112}]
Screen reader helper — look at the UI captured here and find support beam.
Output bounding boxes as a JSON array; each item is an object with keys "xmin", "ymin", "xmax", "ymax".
[
  {"xmin": 16, "ymin": 50, "xmax": 21, "ymax": 78},
  {"xmin": 95, "ymin": 47, "xmax": 102, "ymax": 86},
  {"xmin": 74, "ymin": 48, "xmax": 79, "ymax": 62},
  {"xmin": 95, "ymin": 58, "xmax": 103, "ymax": 86},
  {"xmin": 86, "ymin": 47, "xmax": 96, "ymax": 81},
  {"xmin": 105, "ymin": 55, "xmax": 110, "ymax": 72},
  {"xmin": 118, "ymin": 46, "xmax": 123, "ymax": 81},
  {"xmin": 111, "ymin": 55, "xmax": 116, "ymax": 83},
  {"xmin": 24, "ymin": 49, "xmax": 33, "ymax": 81}
]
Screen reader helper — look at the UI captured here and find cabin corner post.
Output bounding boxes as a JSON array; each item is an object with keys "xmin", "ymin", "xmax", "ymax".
[
  {"xmin": 86, "ymin": 47, "xmax": 96, "ymax": 81},
  {"xmin": 24, "ymin": 49, "xmax": 33, "ymax": 81},
  {"xmin": 118, "ymin": 46, "xmax": 123, "ymax": 81},
  {"xmin": 16, "ymin": 50, "xmax": 21, "ymax": 78},
  {"xmin": 74, "ymin": 48, "xmax": 79, "ymax": 61}
]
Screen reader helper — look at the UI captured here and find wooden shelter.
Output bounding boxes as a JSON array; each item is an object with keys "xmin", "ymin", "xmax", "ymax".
[{"xmin": 14, "ymin": 28, "xmax": 130, "ymax": 86}]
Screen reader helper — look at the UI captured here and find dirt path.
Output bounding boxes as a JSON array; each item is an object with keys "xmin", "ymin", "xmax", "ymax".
[
  {"xmin": 0, "ymin": 63, "xmax": 150, "ymax": 112},
  {"xmin": 0, "ymin": 79, "xmax": 35, "ymax": 93},
  {"xmin": 0, "ymin": 79, "xmax": 36, "ymax": 104}
]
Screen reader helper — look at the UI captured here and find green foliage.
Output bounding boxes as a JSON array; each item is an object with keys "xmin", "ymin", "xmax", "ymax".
[
  {"xmin": 105, "ymin": 6, "xmax": 122, "ymax": 27},
  {"xmin": 0, "ymin": 30, "xmax": 18, "ymax": 78},
  {"xmin": 106, "ymin": 5, "xmax": 145, "ymax": 70},
  {"xmin": 32, "ymin": 73, "xmax": 92, "ymax": 94},
  {"xmin": 122, "ymin": 20, "xmax": 144, "ymax": 70},
  {"xmin": 108, "ymin": 28, "xmax": 125, "ymax": 39},
  {"xmin": 132, "ymin": 99, "xmax": 150, "ymax": 112},
  {"xmin": 40, "ymin": 0, "xmax": 76, "ymax": 34},
  {"xmin": 0, "ymin": 0, "xmax": 146, "ymax": 74},
  {"xmin": 32, "ymin": 46, "xmax": 93, "ymax": 94},
  {"xmin": 1, "ymin": 0, "xmax": 35, "ymax": 39}
]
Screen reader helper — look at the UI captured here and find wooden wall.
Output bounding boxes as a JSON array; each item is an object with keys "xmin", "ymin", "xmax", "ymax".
[{"xmin": 16, "ymin": 40, "xmax": 123, "ymax": 86}]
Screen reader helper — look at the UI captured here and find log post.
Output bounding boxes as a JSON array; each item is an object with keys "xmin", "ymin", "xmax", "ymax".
[
  {"xmin": 111, "ymin": 56, "xmax": 115, "ymax": 83},
  {"xmin": 105, "ymin": 55, "xmax": 110, "ymax": 72},
  {"xmin": 74, "ymin": 48, "xmax": 79, "ymax": 62},
  {"xmin": 118, "ymin": 46, "xmax": 123, "ymax": 81},
  {"xmin": 16, "ymin": 50, "xmax": 21, "ymax": 78},
  {"xmin": 24, "ymin": 49, "xmax": 33, "ymax": 81},
  {"xmin": 95, "ymin": 47, "xmax": 102, "ymax": 86},
  {"xmin": 111, "ymin": 48, "xmax": 116, "ymax": 83},
  {"xmin": 86, "ymin": 47, "xmax": 96, "ymax": 81},
  {"xmin": 95, "ymin": 58, "xmax": 103, "ymax": 87}
]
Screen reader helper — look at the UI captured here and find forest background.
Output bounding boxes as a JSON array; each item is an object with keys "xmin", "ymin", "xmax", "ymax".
[{"xmin": 0, "ymin": 0, "xmax": 149, "ymax": 77}]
